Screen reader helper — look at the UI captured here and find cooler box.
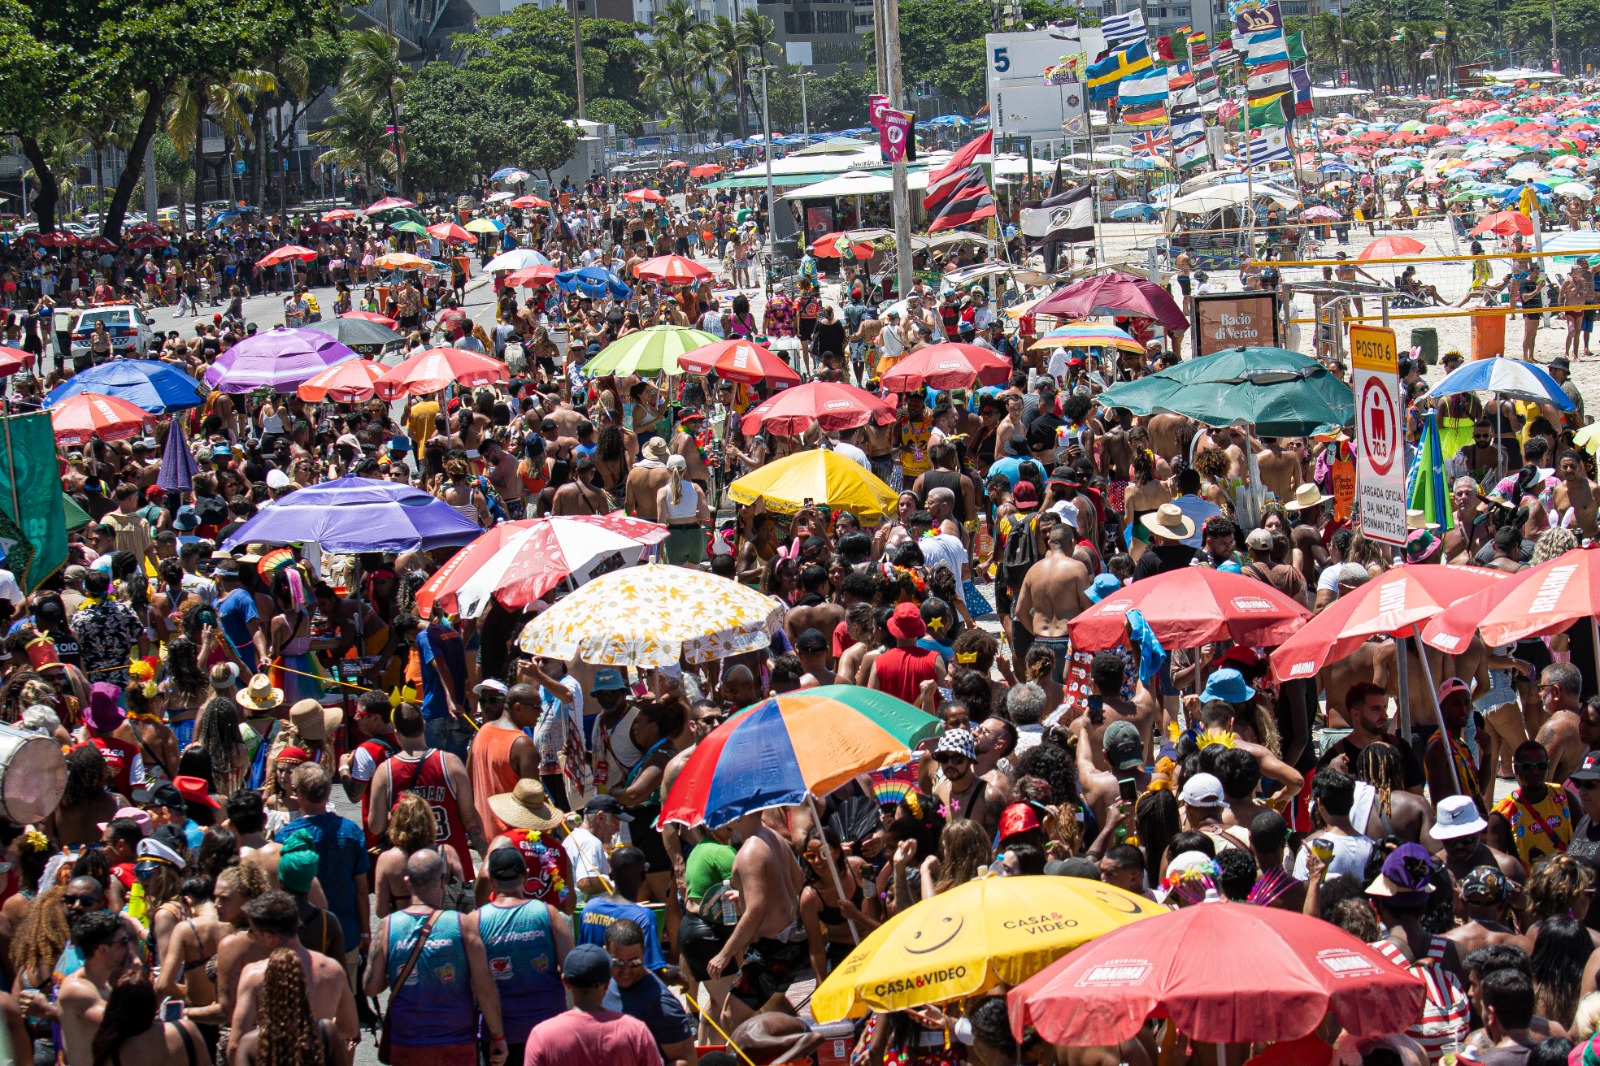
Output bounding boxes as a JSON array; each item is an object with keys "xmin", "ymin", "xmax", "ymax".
[
  {"xmin": 1410, "ymin": 326, "xmax": 1437, "ymax": 365},
  {"xmin": 1470, "ymin": 310, "xmax": 1505, "ymax": 360}
]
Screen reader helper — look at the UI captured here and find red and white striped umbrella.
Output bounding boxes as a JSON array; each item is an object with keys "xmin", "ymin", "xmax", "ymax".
[
  {"xmin": 414, "ymin": 515, "xmax": 670, "ymax": 617},
  {"xmin": 50, "ymin": 392, "xmax": 152, "ymax": 446},
  {"xmin": 374, "ymin": 347, "xmax": 509, "ymax": 398},
  {"xmin": 634, "ymin": 254, "xmax": 713, "ymax": 285}
]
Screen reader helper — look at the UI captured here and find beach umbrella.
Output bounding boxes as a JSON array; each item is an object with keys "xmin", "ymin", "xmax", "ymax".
[
  {"xmin": 49, "ymin": 392, "xmax": 151, "ymax": 446},
  {"xmin": 810, "ymin": 232, "xmax": 874, "ymax": 259},
  {"xmin": 128, "ymin": 234, "xmax": 169, "ymax": 250},
  {"xmin": 740, "ymin": 381, "xmax": 897, "ymax": 436},
  {"xmin": 464, "ymin": 218, "xmax": 506, "ymax": 234},
  {"xmin": 295, "ymin": 359, "xmax": 388, "ymax": 403},
  {"xmin": 688, "ymin": 163, "xmax": 723, "ymax": 178},
  {"xmin": 1423, "ymin": 545, "xmax": 1600, "ymax": 652},
  {"xmin": 1425, "ymin": 355, "xmax": 1572, "ymax": 408},
  {"xmin": 1096, "ymin": 346, "xmax": 1354, "ymax": 437},
  {"xmin": 203, "ymin": 326, "xmax": 358, "ymax": 394},
  {"xmin": 880, "ymin": 342, "xmax": 1012, "ymax": 391},
  {"xmin": 304, "ymin": 317, "xmax": 403, "ymax": 348},
  {"xmin": 1008, "ymin": 903, "xmax": 1425, "ymax": 1047},
  {"xmin": 516, "ymin": 564, "xmax": 784, "ymax": 667},
  {"xmin": 1111, "ymin": 202, "xmax": 1159, "ymax": 220},
  {"xmin": 45, "ymin": 359, "xmax": 206, "ymax": 412},
  {"xmin": 582, "ymin": 325, "xmax": 719, "ymax": 377},
  {"xmin": 322, "ymin": 208, "xmax": 360, "ymax": 221},
  {"xmin": 374, "ymin": 347, "xmax": 509, "ymax": 399},
  {"xmin": 1269, "ymin": 564, "xmax": 1509, "ymax": 682},
  {"xmin": 1070, "ymin": 566, "xmax": 1310, "ymax": 653},
  {"xmin": 1471, "ymin": 210, "xmax": 1535, "ymax": 236},
  {"xmin": 633, "ymin": 254, "xmax": 714, "ymax": 284},
  {"xmin": 1555, "ymin": 181, "xmax": 1595, "ymax": 199},
  {"xmin": 503, "ymin": 265, "xmax": 558, "ymax": 288},
  {"xmin": 426, "ymin": 222, "xmax": 476, "ymax": 244},
  {"xmin": 1301, "ymin": 205, "xmax": 1342, "ymax": 221},
  {"xmin": 484, "ymin": 248, "xmax": 552, "ymax": 272},
  {"xmin": 83, "ymin": 237, "xmax": 118, "ymax": 253},
  {"xmin": 257, "ymin": 244, "xmax": 318, "ymax": 269},
  {"xmin": 1408, "ymin": 408, "xmax": 1455, "ymax": 533},
  {"xmin": 555, "ymin": 266, "xmax": 631, "ymax": 299},
  {"xmin": 156, "ymin": 419, "xmax": 198, "ymax": 493},
  {"xmin": 1358, "ymin": 235, "xmax": 1426, "ymax": 260},
  {"xmin": 388, "ymin": 219, "xmax": 429, "ymax": 237},
  {"xmin": 373, "ymin": 252, "xmax": 434, "ymax": 271},
  {"xmin": 221, "ymin": 476, "xmax": 483, "ymax": 554},
  {"xmin": 508, "ymin": 195, "xmax": 550, "ymax": 209},
  {"xmin": 660, "ymin": 687, "xmax": 943, "ymax": 829},
  {"xmin": 1031, "ymin": 271, "xmax": 1189, "ymax": 330},
  {"xmin": 0, "ymin": 346, "xmax": 35, "ymax": 375},
  {"xmin": 1029, "ymin": 322, "xmax": 1145, "ymax": 354},
  {"xmin": 727, "ymin": 448, "xmax": 898, "ymax": 523},
  {"xmin": 364, "ymin": 196, "xmax": 416, "ymax": 214},
  {"xmin": 622, "ymin": 188, "xmax": 667, "ymax": 203},
  {"xmin": 340, "ymin": 310, "xmax": 400, "ymax": 329},
  {"xmin": 489, "ymin": 166, "xmax": 529, "ymax": 183},
  {"xmin": 676, "ymin": 338, "xmax": 800, "ymax": 386},
  {"xmin": 812, "ymin": 874, "xmax": 1162, "ymax": 1022},
  {"xmin": 414, "ymin": 514, "xmax": 670, "ymax": 618}
]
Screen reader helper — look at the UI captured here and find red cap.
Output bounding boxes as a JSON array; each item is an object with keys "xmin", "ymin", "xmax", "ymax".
[
  {"xmin": 145, "ymin": 486, "xmax": 164, "ymax": 500},
  {"xmin": 173, "ymin": 775, "xmax": 221, "ymax": 809},
  {"xmin": 998, "ymin": 802, "xmax": 1042, "ymax": 841},
  {"xmin": 1012, "ymin": 481, "xmax": 1040, "ymax": 510}
]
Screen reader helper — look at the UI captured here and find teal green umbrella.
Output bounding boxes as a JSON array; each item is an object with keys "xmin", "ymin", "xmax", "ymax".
[
  {"xmin": 369, "ymin": 206, "xmax": 428, "ymax": 228},
  {"xmin": 1100, "ymin": 346, "xmax": 1354, "ymax": 437},
  {"xmin": 389, "ymin": 219, "xmax": 429, "ymax": 236},
  {"xmin": 583, "ymin": 326, "xmax": 720, "ymax": 377}
]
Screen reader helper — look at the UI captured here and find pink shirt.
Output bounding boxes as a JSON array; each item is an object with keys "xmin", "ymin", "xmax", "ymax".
[{"xmin": 523, "ymin": 1009, "xmax": 662, "ymax": 1066}]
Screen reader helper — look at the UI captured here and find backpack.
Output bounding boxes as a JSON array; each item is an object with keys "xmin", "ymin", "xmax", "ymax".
[{"xmin": 1001, "ymin": 513, "xmax": 1041, "ymax": 590}]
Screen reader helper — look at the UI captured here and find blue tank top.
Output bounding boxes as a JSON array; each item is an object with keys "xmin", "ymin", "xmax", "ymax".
[
  {"xmin": 385, "ymin": 909, "xmax": 475, "ymax": 1047},
  {"xmin": 475, "ymin": 899, "xmax": 566, "ymax": 1041}
]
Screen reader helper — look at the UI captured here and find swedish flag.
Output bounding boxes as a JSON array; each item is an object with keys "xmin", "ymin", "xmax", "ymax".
[{"xmin": 1088, "ymin": 39, "xmax": 1153, "ymax": 101}]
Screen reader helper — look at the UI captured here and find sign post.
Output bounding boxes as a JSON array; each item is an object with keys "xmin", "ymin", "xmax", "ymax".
[{"xmin": 1351, "ymin": 323, "xmax": 1406, "ymax": 546}]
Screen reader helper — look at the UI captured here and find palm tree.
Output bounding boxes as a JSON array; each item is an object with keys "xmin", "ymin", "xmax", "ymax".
[
  {"xmin": 641, "ymin": 31, "xmax": 701, "ymax": 135},
  {"xmin": 167, "ymin": 69, "xmax": 276, "ymax": 231},
  {"xmin": 308, "ymin": 88, "xmax": 396, "ymax": 199},
  {"xmin": 341, "ymin": 29, "xmax": 408, "ymax": 196},
  {"xmin": 707, "ymin": 16, "xmax": 746, "ymax": 133}
]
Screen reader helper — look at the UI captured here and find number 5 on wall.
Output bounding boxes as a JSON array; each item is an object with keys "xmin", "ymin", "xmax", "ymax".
[{"xmin": 993, "ymin": 47, "xmax": 1010, "ymax": 71}]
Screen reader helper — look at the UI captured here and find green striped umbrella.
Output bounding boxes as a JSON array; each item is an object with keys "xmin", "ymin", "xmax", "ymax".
[
  {"xmin": 389, "ymin": 219, "xmax": 429, "ymax": 236},
  {"xmin": 582, "ymin": 325, "xmax": 720, "ymax": 377}
]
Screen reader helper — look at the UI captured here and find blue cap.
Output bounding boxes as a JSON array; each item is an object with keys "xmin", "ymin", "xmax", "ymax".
[
  {"xmin": 1085, "ymin": 573, "xmax": 1121, "ymax": 604},
  {"xmin": 590, "ymin": 667, "xmax": 628, "ymax": 694},
  {"xmin": 1199, "ymin": 667, "xmax": 1256, "ymax": 706},
  {"xmin": 388, "ymin": 435, "xmax": 411, "ymax": 454},
  {"xmin": 172, "ymin": 505, "xmax": 199, "ymax": 531},
  {"xmin": 561, "ymin": 944, "xmax": 613, "ymax": 987}
]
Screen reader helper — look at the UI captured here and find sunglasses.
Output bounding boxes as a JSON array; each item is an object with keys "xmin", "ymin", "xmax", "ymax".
[
  {"xmin": 64, "ymin": 894, "xmax": 99, "ymax": 906},
  {"xmin": 933, "ymin": 752, "xmax": 967, "ymax": 765},
  {"xmin": 1515, "ymin": 761, "xmax": 1549, "ymax": 772}
]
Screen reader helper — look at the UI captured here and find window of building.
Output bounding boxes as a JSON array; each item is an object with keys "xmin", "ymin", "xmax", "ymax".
[{"xmin": 814, "ymin": 9, "xmax": 848, "ymax": 32}]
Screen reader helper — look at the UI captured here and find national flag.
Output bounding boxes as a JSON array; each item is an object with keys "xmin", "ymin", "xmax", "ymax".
[
  {"xmin": 1169, "ymin": 60, "xmax": 1195, "ymax": 90},
  {"xmin": 1170, "ymin": 83, "xmax": 1199, "ymax": 110},
  {"xmin": 1171, "ymin": 29, "xmax": 1191, "ymax": 61},
  {"xmin": 1122, "ymin": 103, "xmax": 1168, "ymax": 126},
  {"xmin": 1419, "ymin": 48, "xmax": 1435, "ymax": 60},
  {"xmin": 1236, "ymin": 93, "xmax": 1289, "ymax": 128},
  {"xmin": 1407, "ymin": 410, "xmax": 1456, "ymax": 533},
  {"xmin": 1175, "ymin": 139, "xmax": 1209, "ymax": 169},
  {"xmin": 1171, "ymin": 114, "xmax": 1206, "ymax": 144},
  {"xmin": 1215, "ymin": 39, "xmax": 1241, "ymax": 66},
  {"xmin": 1022, "ymin": 184, "xmax": 1094, "ymax": 244},
  {"xmin": 1291, "ymin": 67, "xmax": 1313, "ymax": 116},
  {"xmin": 1247, "ymin": 126, "xmax": 1292, "ymax": 165},
  {"xmin": 1245, "ymin": 31, "xmax": 1289, "ymax": 66},
  {"xmin": 1286, "ymin": 30, "xmax": 1306, "ymax": 62},
  {"xmin": 1156, "ymin": 35, "xmax": 1176, "ymax": 61},
  {"xmin": 1099, "ymin": 10, "xmax": 1146, "ymax": 49},
  {"xmin": 924, "ymin": 166, "xmax": 995, "ymax": 232},
  {"xmin": 1433, "ymin": 27, "xmax": 1447, "ymax": 40},
  {"xmin": 1248, "ymin": 66, "xmax": 1292, "ymax": 99},
  {"xmin": 1130, "ymin": 128, "xmax": 1171, "ymax": 156},
  {"xmin": 1119, "ymin": 67, "xmax": 1169, "ymax": 107},
  {"xmin": 1187, "ymin": 31, "xmax": 1210, "ymax": 63},
  {"xmin": 1087, "ymin": 39, "xmax": 1153, "ymax": 101},
  {"xmin": 922, "ymin": 130, "xmax": 993, "ymax": 211},
  {"xmin": 0, "ymin": 413, "xmax": 67, "ymax": 590}
]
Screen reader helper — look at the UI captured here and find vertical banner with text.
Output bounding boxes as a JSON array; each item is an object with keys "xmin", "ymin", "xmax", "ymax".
[
  {"xmin": 868, "ymin": 95, "xmax": 890, "ymax": 130},
  {"xmin": 881, "ymin": 110, "xmax": 914, "ymax": 162},
  {"xmin": 1351, "ymin": 323, "xmax": 1406, "ymax": 545}
]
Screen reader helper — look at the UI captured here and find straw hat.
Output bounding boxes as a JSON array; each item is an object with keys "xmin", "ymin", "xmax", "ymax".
[
  {"xmin": 1139, "ymin": 503, "xmax": 1195, "ymax": 540},
  {"xmin": 236, "ymin": 673, "xmax": 284, "ymax": 712},
  {"xmin": 488, "ymin": 779, "xmax": 567, "ymax": 832},
  {"xmin": 289, "ymin": 698, "xmax": 344, "ymax": 742},
  {"xmin": 1284, "ymin": 483, "xmax": 1334, "ymax": 512},
  {"xmin": 1406, "ymin": 508, "xmax": 1441, "ymax": 531}
]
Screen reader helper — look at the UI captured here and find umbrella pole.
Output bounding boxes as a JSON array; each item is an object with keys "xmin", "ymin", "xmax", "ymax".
[
  {"xmin": 1394, "ymin": 631, "xmax": 1411, "ymax": 740},
  {"xmin": 1413, "ymin": 634, "xmax": 1463, "ymax": 798},
  {"xmin": 808, "ymin": 794, "xmax": 861, "ymax": 945}
]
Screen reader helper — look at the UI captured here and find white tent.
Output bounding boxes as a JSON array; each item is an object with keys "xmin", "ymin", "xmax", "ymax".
[
  {"xmin": 784, "ymin": 169, "xmax": 933, "ymax": 199},
  {"xmin": 1167, "ymin": 182, "xmax": 1301, "ymax": 213}
]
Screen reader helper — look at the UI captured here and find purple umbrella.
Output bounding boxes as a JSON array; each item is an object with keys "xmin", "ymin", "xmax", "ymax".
[
  {"xmin": 219, "ymin": 476, "xmax": 484, "ymax": 553},
  {"xmin": 1031, "ymin": 271, "xmax": 1191, "ymax": 331},
  {"xmin": 203, "ymin": 327, "xmax": 357, "ymax": 393},
  {"xmin": 156, "ymin": 419, "xmax": 198, "ymax": 493}
]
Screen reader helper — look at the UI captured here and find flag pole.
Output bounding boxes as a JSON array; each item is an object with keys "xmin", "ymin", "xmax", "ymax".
[{"xmin": 1242, "ymin": 79, "xmax": 1255, "ymax": 253}]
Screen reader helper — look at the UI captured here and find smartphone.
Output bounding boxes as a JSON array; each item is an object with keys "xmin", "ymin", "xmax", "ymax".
[
  {"xmin": 803, "ymin": 497, "xmax": 814, "ymax": 508},
  {"xmin": 1086, "ymin": 694, "xmax": 1103, "ymax": 715},
  {"xmin": 1118, "ymin": 777, "xmax": 1138, "ymax": 805},
  {"xmin": 163, "ymin": 999, "xmax": 184, "ymax": 1022}
]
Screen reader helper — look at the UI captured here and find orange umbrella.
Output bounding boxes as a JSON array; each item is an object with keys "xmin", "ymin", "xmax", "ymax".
[
  {"xmin": 1423, "ymin": 544, "xmax": 1600, "ymax": 652},
  {"xmin": 689, "ymin": 163, "xmax": 723, "ymax": 178},
  {"xmin": 426, "ymin": 222, "xmax": 476, "ymax": 245},
  {"xmin": 1358, "ymin": 235, "xmax": 1425, "ymax": 260},
  {"xmin": 322, "ymin": 208, "xmax": 360, "ymax": 221},
  {"xmin": 50, "ymin": 392, "xmax": 152, "ymax": 446},
  {"xmin": 811, "ymin": 232, "xmax": 874, "ymax": 259},
  {"xmin": 503, "ymin": 265, "xmax": 558, "ymax": 287},
  {"xmin": 257, "ymin": 244, "xmax": 318, "ymax": 268},
  {"xmin": 509, "ymin": 195, "xmax": 550, "ymax": 209},
  {"xmin": 1472, "ymin": 211, "xmax": 1535, "ymax": 237},
  {"xmin": 677, "ymin": 339, "xmax": 800, "ymax": 386},
  {"xmin": 634, "ymin": 254, "xmax": 714, "ymax": 285},
  {"xmin": 375, "ymin": 347, "xmax": 509, "ymax": 399},
  {"xmin": 296, "ymin": 359, "xmax": 388, "ymax": 403}
]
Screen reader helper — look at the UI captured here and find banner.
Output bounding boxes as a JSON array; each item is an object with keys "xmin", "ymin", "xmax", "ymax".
[
  {"xmin": 868, "ymin": 94, "xmax": 890, "ymax": 130},
  {"xmin": 1192, "ymin": 291, "xmax": 1280, "ymax": 356},
  {"xmin": 1230, "ymin": 0, "xmax": 1282, "ymax": 35},
  {"xmin": 0, "ymin": 413, "xmax": 67, "ymax": 591},
  {"xmin": 880, "ymin": 109, "xmax": 914, "ymax": 162}
]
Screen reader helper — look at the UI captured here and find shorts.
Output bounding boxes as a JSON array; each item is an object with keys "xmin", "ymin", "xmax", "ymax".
[
  {"xmin": 626, "ymin": 804, "xmax": 672, "ymax": 873},
  {"xmin": 731, "ymin": 934, "xmax": 809, "ymax": 1009},
  {"xmin": 1034, "ymin": 635, "xmax": 1072, "ymax": 684},
  {"xmin": 662, "ymin": 525, "xmax": 706, "ymax": 566},
  {"xmin": 1177, "ymin": 276, "xmax": 1191, "ymax": 297},
  {"xmin": 1584, "ymin": 312, "xmax": 1594, "ymax": 334},
  {"xmin": 391, "ymin": 1042, "xmax": 477, "ymax": 1066}
]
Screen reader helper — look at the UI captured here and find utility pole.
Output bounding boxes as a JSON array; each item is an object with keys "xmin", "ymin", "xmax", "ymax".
[
  {"xmin": 872, "ymin": 0, "xmax": 889, "ymax": 95},
  {"xmin": 884, "ymin": 0, "xmax": 913, "ymax": 299},
  {"xmin": 759, "ymin": 64, "xmax": 775, "ymax": 257},
  {"xmin": 799, "ymin": 70, "xmax": 815, "ymax": 138},
  {"xmin": 572, "ymin": 0, "xmax": 587, "ymax": 119}
]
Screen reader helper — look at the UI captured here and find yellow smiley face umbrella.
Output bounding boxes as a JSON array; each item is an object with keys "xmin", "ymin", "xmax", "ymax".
[
  {"xmin": 811, "ymin": 873, "xmax": 1165, "ymax": 1022},
  {"xmin": 727, "ymin": 447, "xmax": 899, "ymax": 524}
]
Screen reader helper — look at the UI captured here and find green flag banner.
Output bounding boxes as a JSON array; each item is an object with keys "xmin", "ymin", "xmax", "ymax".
[
  {"xmin": 1234, "ymin": 95, "xmax": 1290, "ymax": 130},
  {"xmin": 1287, "ymin": 31, "xmax": 1307, "ymax": 62},
  {"xmin": 0, "ymin": 413, "xmax": 67, "ymax": 590}
]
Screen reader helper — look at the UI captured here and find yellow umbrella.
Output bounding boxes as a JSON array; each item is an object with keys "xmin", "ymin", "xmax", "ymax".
[
  {"xmin": 728, "ymin": 447, "xmax": 898, "ymax": 524},
  {"xmin": 375, "ymin": 252, "xmax": 435, "ymax": 271},
  {"xmin": 811, "ymin": 873, "xmax": 1164, "ymax": 1022},
  {"xmin": 464, "ymin": 218, "xmax": 505, "ymax": 234},
  {"xmin": 1575, "ymin": 423, "xmax": 1600, "ymax": 455}
]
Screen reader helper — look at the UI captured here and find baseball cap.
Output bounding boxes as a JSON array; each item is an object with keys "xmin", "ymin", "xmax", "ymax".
[
  {"xmin": 562, "ymin": 944, "xmax": 614, "ymax": 987},
  {"xmin": 1245, "ymin": 527, "xmax": 1275, "ymax": 551},
  {"xmin": 336, "ymin": 433, "xmax": 360, "ymax": 449},
  {"xmin": 1178, "ymin": 772, "xmax": 1224, "ymax": 807},
  {"xmin": 1011, "ymin": 481, "xmax": 1040, "ymax": 511},
  {"xmin": 134, "ymin": 780, "xmax": 186, "ymax": 809},
  {"xmin": 487, "ymin": 845, "xmax": 527, "ymax": 882},
  {"xmin": 796, "ymin": 628, "xmax": 828, "ymax": 653},
  {"xmin": 997, "ymin": 802, "xmax": 1042, "ymax": 842},
  {"xmin": 265, "ymin": 469, "xmax": 291, "ymax": 490},
  {"xmin": 1103, "ymin": 720, "xmax": 1144, "ymax": 771},
  {"xmin": 1366, "ymin": 841, "xmax": 1437, "ymax": 906},
  {"xmin": 1461, "ymin": 865, "xmax": 1511, "ymax": 906},
  {"xmin": 1570, "ymin": 751, "xmax": 1600, "ymax": 782},
  {"xmin": 473, "ymin": 678, "xmax": 508, "ymax": 699},
  {"xmin": 1438, "ymin": 677, "xmax": 1472, "ymax": 703},
  {"xmin": 97, "ymin": 806, "xmax": 154, "ymax": 837},
  {"xmin": 590, "ymin": 667, "xmax": 628, "ymax": 694},
  {"xmin": 583, "ymin": 794, "xmax": 633, "ymax": 821},
  {"xmin": 1430, "ymin": 794, "xmax": 1488, "ymax": 840},
  {"xmin": 1044, "ymin": 857, "xmax": 1103, "ymax": 879}
]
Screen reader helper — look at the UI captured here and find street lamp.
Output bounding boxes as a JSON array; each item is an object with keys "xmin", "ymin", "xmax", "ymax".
[
  {"xmin": 797, "ymin": 70, "xmax": 818, "ymax": 138},
  {"xmin": 757, "ymin": 63, "xmax": 776, "ymax": 257}
]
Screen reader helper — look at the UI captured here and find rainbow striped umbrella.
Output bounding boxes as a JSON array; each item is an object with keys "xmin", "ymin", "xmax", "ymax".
[
  {"xmin": 1029, "ymin": 321, "xmax": 1145, "ymax": 354},
  {"xmin": 660, "ymin": 686, "xmax": 942, "ymax": 829}
]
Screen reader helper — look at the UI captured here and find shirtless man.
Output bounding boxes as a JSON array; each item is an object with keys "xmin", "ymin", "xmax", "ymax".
[
  {"xmin": 671, "ymin": 413, "xmax": 712, "ymax": 488},
  {"xmin": 1443, "ymin": 866, "xmax": 1532, "ymax": 957},
  {"xmin": 1255, "ymin": 437, "xmax": 1304, "ymax": 504},
  {"xmin": 1097, "ymin": 408, "xmax": 1135, "ymax": 490},
  {"xmin": 1144, "ymin": 413, "xmax": 1191, "ymax": 463},
  {"xmin": 1014, "ymin": 523, "xmax": 1093, "ymax": 687},
  {"xmin": 56, "ymin": 911, "xmax": 135, "ymax": 1066},
  {"xmin": 1550, "ymin": 448, "xmax": 1598, "ymax": 541},
  {"xmin": 230, "ymin": 890, "xmax": 359, "ymax": 1066},
  {"xmin": 706, "ymin": 810, "xmax": 808, "ymax": 1028},
  {"xmin": 931, "ymin": 728, "xmax": 1009, "ymax": 837},
  {"xmin": 1070, "ymin": 652, "xmax": 1160, "ymax": 771},
  {"xmin": 624, "ymin": 438, "xmax": 673, "ymax": 521},
  {"xmin": 1535, "ymin": 663, "xmax": 1597, "ymax": 785}
]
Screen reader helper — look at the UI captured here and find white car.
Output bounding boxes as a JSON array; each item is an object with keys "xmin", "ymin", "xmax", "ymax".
[{"xmin": 70, "ymin": 304, "xmax": 155, "ymax": 361}]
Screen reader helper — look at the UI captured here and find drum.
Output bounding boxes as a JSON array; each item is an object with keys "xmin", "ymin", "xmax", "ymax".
[{"xmin": 0, "ymin": 722, "xmax": 66, "ymax": 825}]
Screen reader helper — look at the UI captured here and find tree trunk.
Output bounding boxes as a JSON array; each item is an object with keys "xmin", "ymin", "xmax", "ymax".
[
  {"xmin": 102, "ymin": 94, "xmax": 164, "ymax": 239},
  {"xmin": 193, "ymin": 127, "xmax": 204, "ymax": 233},
  {"xmin": 277, "ymin": 111, "xmax": 288, "ymax": 217},
  {"xmin": 252, "ymin": 109, "xmax": 267, "ymax": 209},
  {"xmin": 19, "ymin": 136, "xmax": 59, "ymax": 232}
]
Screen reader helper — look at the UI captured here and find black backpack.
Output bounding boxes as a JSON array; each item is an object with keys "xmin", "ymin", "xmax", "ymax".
[{"xmin": 1001, "ymin": 512, "xmax": 1041, "ymax": 590}]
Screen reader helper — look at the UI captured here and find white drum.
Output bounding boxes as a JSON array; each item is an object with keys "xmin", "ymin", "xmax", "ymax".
[{"xmin": 0, "ymin": 722, "xmax": 65, "ymax": 825}]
